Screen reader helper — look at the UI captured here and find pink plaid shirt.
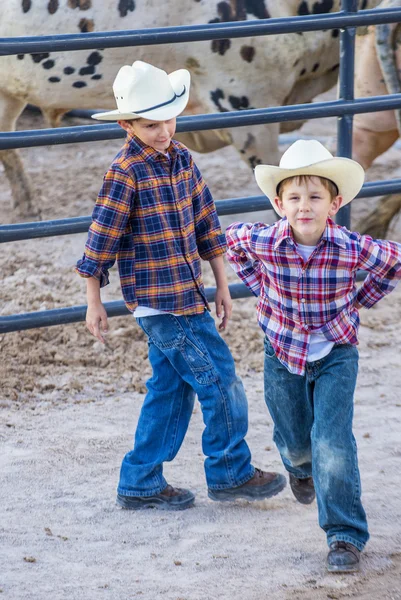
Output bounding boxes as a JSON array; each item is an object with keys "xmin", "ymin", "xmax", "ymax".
[{"xmin": 226, "ymin": 218, "xmax": 401, "ymax": 375}]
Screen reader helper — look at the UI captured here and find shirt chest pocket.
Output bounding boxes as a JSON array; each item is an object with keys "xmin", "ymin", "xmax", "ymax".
[{"xmin": 173, "ymin": 168, "xmax": 193, "ymax": 205}]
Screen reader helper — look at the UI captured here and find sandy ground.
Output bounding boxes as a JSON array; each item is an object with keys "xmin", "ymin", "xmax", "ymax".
[{"xmin": 1, "ymin": 96, "xmax": 401, "ymax": 599}]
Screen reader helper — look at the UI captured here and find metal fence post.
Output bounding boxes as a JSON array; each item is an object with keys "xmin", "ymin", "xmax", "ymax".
[{"xmin": 336, "ymin": 0, "xmax": 358, "ymax": 229}]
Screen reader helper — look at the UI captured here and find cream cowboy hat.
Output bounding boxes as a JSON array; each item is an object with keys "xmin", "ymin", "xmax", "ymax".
[
  {"xmin": 93, "ymin": 60, "xmax": 190, "ymax": 121},
  {"xmin": 254, "ymin": 140, "xmax": 365, "ymax": 216}
]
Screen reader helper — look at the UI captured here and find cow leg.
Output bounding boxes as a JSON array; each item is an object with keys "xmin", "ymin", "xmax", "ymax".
[
  {"xmin": 41, "ymin": 107, "xmax": 69, "ymax": 128},
  {"xmin": 0, "ymin": 91, "xmax": 39, "ymax": 218},
  {"xmin": 356, "ymin": 193, "xmax": 401, "ymax": 238},
  {"xmin": 353, "ymin": 125, "xmax": 398, "ymax": 170},
  {"xmin": 230, "ymin": 123, "xmax": 281, "ymax": 172}
]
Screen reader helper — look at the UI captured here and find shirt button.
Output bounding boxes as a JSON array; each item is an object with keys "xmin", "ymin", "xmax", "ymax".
[{"xmin": 301, "ymin": 298, "xmax": 306, "ymax": 303}]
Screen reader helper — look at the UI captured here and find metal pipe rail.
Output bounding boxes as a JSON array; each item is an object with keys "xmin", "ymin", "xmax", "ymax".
[
  {"xmin": 1, "ymin": 8, "xmax": 401, "ymax": 56},
  {"xmin": 3, "ymin": 95, "xmax": 401, "ymax": 150},
  {"xmin": 0, "ymin": 274, "xmax": 368, "ymax": 334},
  {"xmin": 1, "ymin": 179, "xmax": 400, "ymax": 243}
]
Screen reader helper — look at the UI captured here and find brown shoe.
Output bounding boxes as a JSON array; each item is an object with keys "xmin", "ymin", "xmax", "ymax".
[
  {"xmin": 289, "ymin": 474, "xmax": 315, "ymax": 504},
  {"xmin": 208, "ymin": 468, "xmax": 287, "ymax": 501},
  {"xmin": 116, "ymin": 484, "xmax": 195, "ymax": 511},
  {"xmin": 327, "ymin": 541, "xmax": 361, "ymax": 572}
]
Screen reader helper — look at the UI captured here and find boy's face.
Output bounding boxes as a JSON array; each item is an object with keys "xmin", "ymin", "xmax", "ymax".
[
  {"xmin": 274, "ymin": 176, "xmax": 343, "ymax": 246},
  {"xmin": 118, "ymin": 117, "xmax": 176, "ymax": 153}
]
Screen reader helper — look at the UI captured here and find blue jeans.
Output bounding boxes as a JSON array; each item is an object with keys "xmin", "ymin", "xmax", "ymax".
[
  {"xmin": 264, "ymin": 338, "xmax": 369, "ymax": 551},
  {"xmin": 118, "ymin": 311, "xmax": 254, "ymax": 496}
]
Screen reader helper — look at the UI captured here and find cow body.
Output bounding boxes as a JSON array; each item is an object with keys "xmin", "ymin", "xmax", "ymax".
[{"xmin": 0, "ymin": 0, "xmax": 379, "ymax": 215}]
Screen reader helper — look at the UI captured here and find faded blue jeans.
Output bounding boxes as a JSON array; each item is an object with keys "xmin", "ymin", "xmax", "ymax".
[
  {"xmin": 264, "ymin": 338, "xmax": 369, "ymax": 551},
  {"xmin": 118, "ymin": 311, "xmax": 254, "ymax": 496}
]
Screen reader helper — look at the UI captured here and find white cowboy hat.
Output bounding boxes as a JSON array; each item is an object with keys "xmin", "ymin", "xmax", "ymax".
[
  {"xmin": 93, "ymin": 61, "xmax": 190, "ymax": 121},
  {"xmin": 254, "ymin": 140, "xmax": 365, "ymax": 216}
]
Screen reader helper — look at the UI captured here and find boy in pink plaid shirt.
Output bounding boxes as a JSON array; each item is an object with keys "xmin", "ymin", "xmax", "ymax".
[{"xmin": 226, "ymin": 140, "xmax": 401, "ymax": 573}]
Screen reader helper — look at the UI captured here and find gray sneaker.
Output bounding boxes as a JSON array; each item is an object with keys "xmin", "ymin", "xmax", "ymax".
[
  {"xmin": 327, "ymin": 541, "xmax": 361, "ymax": 573},
  {"xmin": 116, "ymin": 485, "xmax": 195, "ymax": 511},
  {"xmin": 208, "ymin": 468, "xmax": 287, "ymax": 501}
]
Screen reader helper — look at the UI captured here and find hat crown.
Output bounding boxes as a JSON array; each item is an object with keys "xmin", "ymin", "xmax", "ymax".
[
  {"xmin": 279, "ymin": 139, "xmax": 334, "ymax": 170},
  {"xmin": 112, "ymin": 61, "xmax": 183, "ymax": 114}
]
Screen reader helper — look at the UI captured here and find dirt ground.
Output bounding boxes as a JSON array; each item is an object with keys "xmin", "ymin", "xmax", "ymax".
[{"xmin": 1, "ymin": 96, "xmax": 401, "ymax": 599}]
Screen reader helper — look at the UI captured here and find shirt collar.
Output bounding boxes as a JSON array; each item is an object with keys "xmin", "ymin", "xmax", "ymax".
[
  {"xmin": 274, "ymin": 217, "xmax": 347, "ymax": 250},
  {"xmin": 126, "ymin": 132, "xmax": 183, "ymax": 162}
]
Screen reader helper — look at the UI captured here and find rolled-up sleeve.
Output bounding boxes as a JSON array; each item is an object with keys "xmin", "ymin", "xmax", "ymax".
[
  {"xmin": 75, "ymin": 166, "xmax": 135, "ymax": 287},
  {"xmin": 191, "ymin": 160, "xmax": 226, "ymax": 260},
  {"xmin": 356, "ymin": 234, "xmax": 401, "ymax": 308},
  {"xmin": 226, "ymin": 222, "xmax": 262, "ymax": 297}
]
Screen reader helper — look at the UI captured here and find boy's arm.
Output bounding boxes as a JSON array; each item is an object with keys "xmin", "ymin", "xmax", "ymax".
[
  {"xmin": 225, "ymin": 222, "xmax": 263, "ymax": 297},
  {"xmin": 86, "ymin": 277, "xmax": 109, "ymax": 344},
  {"xmin": 190, "ymin": 159, "xmax": 226, "ymax": 261},
  {"xmin": 76, "ymin": 165, "xmax": 134, "ymax": 287},
  {"xmin": 356, "ymin": 235, "xmax": 401, "ymax": 308},
  {"xmin": 209, "ymin": 255, "xmax": 232, "ymax": 331}
]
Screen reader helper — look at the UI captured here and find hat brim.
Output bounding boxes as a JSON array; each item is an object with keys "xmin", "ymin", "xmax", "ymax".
[
  {"xmin": 92, "ymin": 69, "xmax": 190, "ymax": 121},
  {"xmin": 254, "ymin": 157, "xmax": 365, "ymax": 217}
]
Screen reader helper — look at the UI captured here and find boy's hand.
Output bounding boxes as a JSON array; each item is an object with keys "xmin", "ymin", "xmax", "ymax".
[
  {"xmin": 215, "ymin": 286, "xmax": 232, "ymax": 331},
  {"xmin": 86, "ymin": 303, "xmax": 109, "ymax": 344}
]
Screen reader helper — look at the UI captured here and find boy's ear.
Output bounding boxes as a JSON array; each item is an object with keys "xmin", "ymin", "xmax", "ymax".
[
  {"xmin": 328, "ymin": 195, "xmax": 343, "ymax": 217},
  {"xmin": 274, "ymin": 196, "xmax": 284, "ymax": 215},
  {"xmin": 118, "ymin": 119, "xmax": 135, "ymax": 133}
]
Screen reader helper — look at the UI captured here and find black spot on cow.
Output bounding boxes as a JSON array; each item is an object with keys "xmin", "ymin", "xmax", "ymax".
[
  {"xmin": 248, "ymin": 155, "xmax": 262, "ymax": 169},
  {"xmin": 22, "ymin": 0, "xmax": 31, "ymax": 13},
  {"xmin": 240, "ymin": 45, "xmax": 256, "ymax": 63},
  {"xmin": 312, "ymin": 62, "xmax": 319, "ymax": 72},
  {"xmin": 118, "ymin": 0, "xmax": 135, "ymax": 18},
  {"xmin": 210, "ymin": 89, "xmax": 229, "ymax": 112},
  {"xmin": 87, "ymin": 51, "xmax": 103, "ymax": 66},
  {"xmin": 48, "ymin": 0, "xmax": 59, "ymax": 14},
  {"xmin": 293, "ymin": 58, "xmax": 300, "ymax": 67},
  {"xmin": 217, "ymin": 1, "xmax": 232, "ymax": 21},
  {"xmin": 30, "ymin": 53, "xmax": 50, "ymax": 63},
  {"xmin": 312, "ymin": 0, "xmax": 334, "ymax": 14},
  {"xmin": 332, "ymin": 28, "xmax": 339, "ymax": 38},
  {"xmin": 73, "ymin": 81, "xmax": 87, "ymax": 88},
  {"xmin": 64, "ymin": 66, "xmax": 75, "ymax": 75},
  {"xmin": 91, "ymin": 74, "xmax": 102, "ymax": 80},
  {"xmin": 300, "ymin": 68, "xmax": 306, "ymax": 76},
  {"xmin": 298, "ymin": 0, "xmax": 334, "ymax": 15},
  {"xmin": 48, "ymin": 76, "xmax": 61, "ymax": 83},
  {"xmin": 298, "ymin": 1, "xmax": 309, "ymax": 15},
  {"xmin": 68, "ymin": 0, "xmax": 91, "ymax": 8},
  {"xmin": 43, "ymin": 59, "xmax": 55, "ymax": 69},
  {"xmin": 331, "ymin": 63, "xmax": 339, "ymax": 71},
  {"xmin": 244, "ymin": 0, "xmax": 270, "ymax": 19},
  {"xmin": 211, "ymin": 39, "xmax": 231, "ymax": 56},
  {"xmin": 79, "ymin": 18, "xmax": 95, "ymax": 32},
  {"xmin": 228, "ymin": 95, "xmax": 251, "ymax": 110},
  {"xmin": 17, "ymin": 54, "xmax": 25, "ymax": 60},
  {"xmin": 79, "ymin": 65, "xmax": 95, "ymax": 76}
]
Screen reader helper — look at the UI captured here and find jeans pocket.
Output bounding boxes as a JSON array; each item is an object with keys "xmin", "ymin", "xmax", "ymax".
[
  {"xmin": 181, "ymin": 338, "xmax": 218, "ymax": 385},
  {"xmin": 264, "ymin": 337, "xmax": 276, "ymax": 359},
  {"xmin": 137, "ymin": 315, "xmax": 185, "ymax": 348}
]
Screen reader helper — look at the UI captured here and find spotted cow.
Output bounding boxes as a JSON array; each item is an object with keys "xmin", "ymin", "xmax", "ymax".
[{"xmin": 0, "ymin": 0, "xmax": 379, "ymax": 216}]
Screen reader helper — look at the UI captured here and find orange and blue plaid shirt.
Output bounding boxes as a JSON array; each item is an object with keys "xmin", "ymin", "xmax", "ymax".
[
  {"xmin": 226, "ymin": 218, "xmax": 401, "ymax": 375},
  {"xmin": 76, "ymin": 133, "xmax": 226, "ymax": 314}
]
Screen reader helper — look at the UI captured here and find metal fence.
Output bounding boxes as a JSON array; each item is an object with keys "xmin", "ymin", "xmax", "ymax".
[{"xmin": 1, "ymin": 0, "xmax": 401, "ymax": 334}]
